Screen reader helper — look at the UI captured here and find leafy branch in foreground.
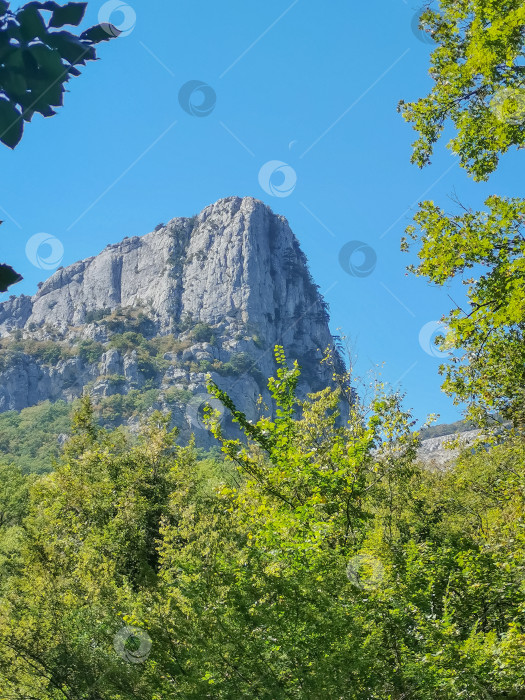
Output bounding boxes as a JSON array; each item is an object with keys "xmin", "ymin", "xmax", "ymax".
[
  {"xmin": 0, "ymin": 1, "xmax": 119, "ymax": 149},
  {"xmin": 0, "ymin": 1, "xmax": 120, "ymax": 292},
  {"xmin": 398, "ymin": 0, "xmax": 525, "ymax": 181},
  {"xmin": 403, "ymin": 195, "xmax": 525, "ymax": 428}
]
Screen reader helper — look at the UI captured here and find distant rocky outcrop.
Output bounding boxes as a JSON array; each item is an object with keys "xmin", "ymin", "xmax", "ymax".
[
  {"xmin": 417, "ymin": 429, "xmax": 481, "ymax": 469},
  {"xmin": 0, "ymin": 196, "xmax": 347, "ymax": 446}
]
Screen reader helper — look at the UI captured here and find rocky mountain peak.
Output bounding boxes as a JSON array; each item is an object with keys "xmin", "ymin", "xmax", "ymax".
[{"xmin": 0, "ymin": 197, "xmax": 346, "ymax": 446}]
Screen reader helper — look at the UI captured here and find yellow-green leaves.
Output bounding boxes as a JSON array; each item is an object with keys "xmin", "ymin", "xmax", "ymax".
[
  {"xmin": 405, "ymin": 196, "xmax": 525, "ymax": 426},
  {"xmin": 399, "ymin": 0, "xmax": 525, "ymax": 181}
]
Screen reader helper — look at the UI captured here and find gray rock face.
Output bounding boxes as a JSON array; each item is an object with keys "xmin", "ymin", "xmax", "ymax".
[
  {"xmin": 0, "ymin": 197, "xmax": 346, "ymax": 446},
  {"xmin": 417, "ymin": 429, "xmax": 480, "ymax": 469}
]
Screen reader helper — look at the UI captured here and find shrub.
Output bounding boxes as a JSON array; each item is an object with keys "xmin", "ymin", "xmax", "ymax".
[
  {"xmin": 107, "ymin": 375, "xmax": 126, "ymax": 388},
  {"xmin": 222, "ymin": 352, "xmax": 254, "ymax": 376},
  {"xmin": 31, "ymin": 341, "xmax": 64, "ymax": 365},
  {"xmin": 77, "ymin": 340, "xmax": 105, "ymax": 364},
  {"xmin": 164, "ymin": 387, "xmax": 193, "ymax": 404},
  {"xmin": 191, "ymin": 323, "xmax": 214, "ymax": 343},
  {"xmin": 97, "ymin": 388, "xmax": 159, "ymax": 424},
  {"xmin": 176, "ymin": 312, "xmax": 195, "ymax": 333},
  {"xmin": 108, "ymin": 332, "xmax": 147, "ymax": 353},
  {"xmin": 136, "ymin": 355, "xmax": 157, "ymax": 381},
  {"xmin": 85, "ymin": 308, "xmax": 111, "ymax": 324},
  {"xmin": 98, "ymin": 307, "xmax": 155, "ymax": 336},
  {"xmin": 0, "ymin": 400, "xmax": 72, "ymax": 473}
]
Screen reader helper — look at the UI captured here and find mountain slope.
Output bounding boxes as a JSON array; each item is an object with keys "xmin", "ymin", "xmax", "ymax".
[{"xmin": 0, "ymin": 197, "xmax": 346, "ymax": 451}]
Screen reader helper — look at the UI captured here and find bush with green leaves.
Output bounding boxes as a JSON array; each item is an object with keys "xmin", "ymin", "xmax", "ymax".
[
  {"xmin": 108, "ymin": 331, "xmax": 147, "ymax": 353},
  {"xmin": 0, "ymin": 337, "xmax": 72, "ymax": 366},
  {"xmin": 76, "ymin": 338, "xmax": 104, "ymax": 364},
  {"xmin": 164, "ymin": 386, "xmax": 192, "ymax": 405},
  {"xmin": 84, "ymin": 308, "xmax": 111, "ymax": 324},
  {"xmin": 191, "ymin": 322, "xmax": 214, "ymax": 343},
  {"xmin": 96, "ymin": 388, "xmax": 160, "ymax": 425},
  {"xmin": 221, "ymin": 351, "xmax": 254, "ymax": 376}
]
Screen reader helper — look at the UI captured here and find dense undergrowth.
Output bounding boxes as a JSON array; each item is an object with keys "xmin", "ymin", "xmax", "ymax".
[{"xmin": 0, "ymin": 348, "xmax": 523, "ymax": 698}]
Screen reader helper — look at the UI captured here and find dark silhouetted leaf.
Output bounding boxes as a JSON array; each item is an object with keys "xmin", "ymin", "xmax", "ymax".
[
  {"xmin": 1, "ymin": 69, "xmax": 27, "ymax": 97},
  {"xmin": 17, "ymin": 5, "xmax": 46, "ymax": 40},
  {"xmin": 80, "ymin": 22, "xmax": 121, "ymax": 43},
  {"xmin": 25, "ymin": 1, "xmax": 60, "ymax": 10},
  {"xmin": 21, "ymin": 47, "xmax": 39, "ymax": 77},
  {"xmin": 0, "ymin": 98, "xmax": 23, "ymax": 148},
  {"xmin": 48, "ymin": 2, "xmax": 86, "ymax": 28},
  {"xmin": 3, "ymin": 46, "xmax": 24, "ymax": 69},
  {"xmin": 46, "ymin": 31, "xmax": 95, "ymax": 64},
  {"xmin": 22, "ymin": 106, "xmax": 35, "ymax": 121},
  {"xmin": 0, "ymin": 0, "xmax": 118, "ymax": 152},
  {"xmin": 28, "ymin": 43, "xmax": 65, "ymax": 79},
  {"xmin": 0, "ymin": 264, "xmax": 22, "ymax": 292}
]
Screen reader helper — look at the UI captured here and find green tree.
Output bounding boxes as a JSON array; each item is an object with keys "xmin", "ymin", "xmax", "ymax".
[
  {"xmin": 399, "ymin": 0, "xmax": 525, "ymax": 182},
  {"xmin": 400, "ymin": 0, "xmax": 525, "ymax": 428},
  {"xmin": 403, "ymin": 195, "xmax": 525, "ymax": 427}
]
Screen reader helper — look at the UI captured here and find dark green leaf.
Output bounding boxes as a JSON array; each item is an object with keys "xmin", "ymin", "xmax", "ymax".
[
  {"xmin": 26, "ymin": 77, "xmax": 64, "ymax": 108},
  {"xmin": 4, "ymin": 19, "xmax": 21, "ymax": 43},
  {"xmin": 0, "ymin": 1, "xmax": 8, "ymax": 16},
  {"xmin": 1, "ymin": 68, "xmax": 27, "ymax": 97},
  {"xmin": 28, "ymin": 43, "xmax": 65, "ymax": 80},
  {"xmin": 0, "ymin": 264, "xmax": 22, "ymax": 292},
  {"xmin": 22, "ymin": 48, "xmax": 39, "ymax": 78},
  {"xmin": 46, "ymin": 32, "xmax": 95, "ymax": 64},
  {"xmin": 22, "ymin": 106, "xmax": 35, "ymax": 121},
  {"xmin": 3, "ymin": 46, "xmax": 24, "ymax": 69},
  {"xmin": 0, "ymin": 98, "xmax": 22, "ymax": 148},
  {"xmin": 0, "ymin": 32, "xmax": 10, "ymax": 61},
  {"xmin": 17, "ymin": 5, "xmax": 47, "ymax": 40},
  {"xmin": 80, "ymin": 22, "xmax": 121, "ymax": 43},
  {"xmin": 34, "ymin": 102, "xmax": 55, "ymax": 116},
  {"xmin": 18, "ymin": 84, "xmax": 58, "ymax": 115},
  {"xmin": 48, "ymin": 2, "xmax": 86, "ymax": 28},
  {"xmin": 24, "ymin": 1, "xmax": 60, "ymax": 10}
]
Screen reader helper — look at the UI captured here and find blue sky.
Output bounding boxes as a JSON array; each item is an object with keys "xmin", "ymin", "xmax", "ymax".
[{"xmin": 1, "ymin": 0, "xmax": 521, "ymax": 425}]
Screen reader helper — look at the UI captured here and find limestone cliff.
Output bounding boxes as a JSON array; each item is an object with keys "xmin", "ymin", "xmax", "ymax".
[{"xmin": 0, "ymin": 197, "xmax": 346, "ymax": 446}]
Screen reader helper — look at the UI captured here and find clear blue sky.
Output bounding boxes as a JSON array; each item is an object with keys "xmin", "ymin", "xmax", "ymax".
[{"xmin": 1, "ymin": 0, "xmax": 520, "ymax": 425}]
